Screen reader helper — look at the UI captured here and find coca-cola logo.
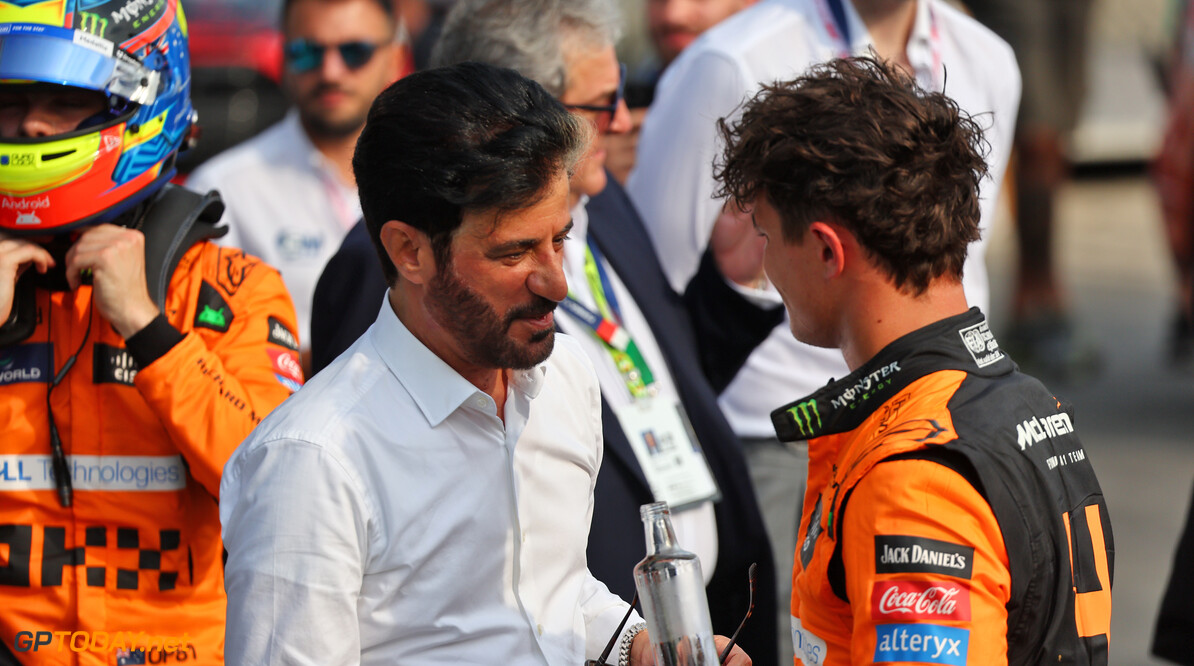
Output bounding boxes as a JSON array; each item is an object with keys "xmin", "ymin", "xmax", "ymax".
[
  {"xmin": 268, "ymin": 348, "xmax": 303, "ymax": 384},
  {"xmin": 871, "ymin": 580, "xmax": 970, "ymax": 622}
]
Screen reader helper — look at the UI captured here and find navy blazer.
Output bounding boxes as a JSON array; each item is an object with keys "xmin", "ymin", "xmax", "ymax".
[{"xmin": 310, "ymin": 179, "xmax": 777, "ymax": 663}]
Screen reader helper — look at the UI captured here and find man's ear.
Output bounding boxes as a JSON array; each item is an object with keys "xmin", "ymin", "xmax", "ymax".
[
  {"xmin": 380, "ymin": 220, "xmax": 436, "ymax": 285},
  {"xmin": 808, "ymin": 221, "xmax": 847, "ymax": 280}
]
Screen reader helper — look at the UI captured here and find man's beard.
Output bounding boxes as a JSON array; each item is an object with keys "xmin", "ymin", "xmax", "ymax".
[
  {"xmin": 299, "ymin": 84, "xmax": 368, "ymax": 139},
  {"xmin": 425, "ymin": 264, "xmax": 558, "ymax": 370}
]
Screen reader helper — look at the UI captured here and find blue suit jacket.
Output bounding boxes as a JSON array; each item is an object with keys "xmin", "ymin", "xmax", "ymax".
[{"xmin": 310, "ymin": 179, "xmax": 777, "ymax": 663}]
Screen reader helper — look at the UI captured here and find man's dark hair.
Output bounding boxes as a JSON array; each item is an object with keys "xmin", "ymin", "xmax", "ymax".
[
  {"xmin": 353, "ymin": 61, "xmax": 589, "ymax": 284},
  {"xmin": 715, "ymin": 56, "xmax": 990, "ymax": 295},
  {"xmin": 281, "ymin": 0, "xmax": 396, "ymax": 30}
]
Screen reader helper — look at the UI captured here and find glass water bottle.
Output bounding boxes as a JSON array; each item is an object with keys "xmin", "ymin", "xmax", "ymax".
[{"xmin": 633, "ymin": 502, "xmax": 719, "ymax": 666}]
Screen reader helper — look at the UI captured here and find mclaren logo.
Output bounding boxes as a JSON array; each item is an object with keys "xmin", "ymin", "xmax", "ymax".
[
  {"xmin": 786, "ymin": 399, "xmax": 822, "ymax": 438},
  {"xmin": 1016, "ymin": 413, "xmax": 1074, "ymax": 450}
]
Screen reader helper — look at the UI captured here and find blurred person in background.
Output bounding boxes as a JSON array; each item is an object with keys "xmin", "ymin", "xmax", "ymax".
[
  {"xmin": 966, "ymin": 0, "xmax": 1102, "ymax": 382},
  {"xmin": 310, "ymin": 0, "xmax": 778, "ymax": 659},
  {"xmin": 187, "ymin": 0, "xmax": 405, "ymax": 374},
  {"xmin": 1150, "ymin": 4, "xmax": 1194, "ymax": 664},
  {"xmin": 627, "ymin": 1, "xmax": 1019, "ymax": 662},
  {"xmin": 605, "ymin": 0, "xmax": 755, "ymax": 184},
  {"xmin": 0, "ymin": 0, "xmax": 301, "ymax": 662},
  {"xmin": 1151, "ymin": 0, "xmax": 1194, "ymax": 368},
  {"xmin": 403, "ymin": 0, "xmax": 456, "ymax": 70},
  {"xmin": 1154, "ymin": 484, "xmax": 1194, "ymax": 664}
]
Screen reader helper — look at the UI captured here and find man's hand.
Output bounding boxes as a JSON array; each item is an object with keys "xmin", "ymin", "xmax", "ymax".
[
  {"xmin": 709, "ymin": 202, "xmax": 767, "ymax": 289},
  {"xmin": 65, "ymin": 224, "xmax": 159, "ymax": 338},
  {"xmin": 0, "ymin": 234, "xmax": 55, "ymax": 324},
  {"xmin": 629, "ymin": 631, "xmax": 752, "ymax": 665},
  {"xmin": 713, "ymin": 635, "xmax": 751, "ymax": 666}
]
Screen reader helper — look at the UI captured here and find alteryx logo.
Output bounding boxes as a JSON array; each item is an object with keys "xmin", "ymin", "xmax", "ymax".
[
  {"xmin": 874, "ymin": 624, "xmax": 968, "ymax": 665},
  {"xmin": 0, "ymin": 343, "xmax": 51, "ymax": 385}
]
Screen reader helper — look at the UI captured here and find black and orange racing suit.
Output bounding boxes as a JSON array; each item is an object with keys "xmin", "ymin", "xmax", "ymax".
[
  {"xmin": 773, "ymin": 308, "xmax": 1113, "ymax": 666},
  {"xmin": 0, "ymin": 234, "xmax": 302, "ymax": 665}
]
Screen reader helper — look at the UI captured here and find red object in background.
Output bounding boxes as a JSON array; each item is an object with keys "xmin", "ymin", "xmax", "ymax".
[
  {"xmin": 184, "ymin": 0, "xmax": 285, "ymax": 81},
  {"xmin": 174, "ymin": 0, "xmax": 412, "ymax": 179},
  {"xmin": 176, "ymin": 0, "xmax": 289, "ymax": 176},
  {"xmin": 189, "ymin": 21, "xmax": 284, "ymax": 83}
]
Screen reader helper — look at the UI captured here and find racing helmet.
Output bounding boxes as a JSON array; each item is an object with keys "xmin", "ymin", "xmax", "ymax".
[{"xmin": 0, "ymin": 0, "xmax": 195, "ymax": 234}]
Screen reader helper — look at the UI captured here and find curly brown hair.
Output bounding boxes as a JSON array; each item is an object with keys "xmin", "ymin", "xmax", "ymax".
[{"xmin": 714, "ymin": 56, "xmax": 990, "ymax": 295}]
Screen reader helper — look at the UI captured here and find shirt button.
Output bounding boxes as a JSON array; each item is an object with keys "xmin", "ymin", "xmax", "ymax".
[
  {"xmin": 474, "ymin": 397, "xmax": 486, "ymax": 408},
  {"xmin": 521, "ymin": 531, "xmax": 527, "ymax": 543},
  {"xmin": 537, "ymin": 623, "xmax": 544, "ymax": 636}
]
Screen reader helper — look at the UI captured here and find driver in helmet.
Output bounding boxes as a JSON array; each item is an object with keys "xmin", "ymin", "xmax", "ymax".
[{"xmin": 0, "ymin": 2, "xmax": 302, "ymax": 663}]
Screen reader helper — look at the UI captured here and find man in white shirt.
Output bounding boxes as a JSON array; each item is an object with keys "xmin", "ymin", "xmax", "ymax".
[
  {"xmin": 429, "ymin": 0, "xmax": 777, "ymax": 660},
  {"xmin": 186, "ymin": 0, "xmax": 404, "ymax": 371},
  {"xmin": 626, "ymin": 1, "xmax": 1020, "ymax": 662},
  {"xmin": 220, "ymin": 62, "xmax": 750, "ymax": 665}
]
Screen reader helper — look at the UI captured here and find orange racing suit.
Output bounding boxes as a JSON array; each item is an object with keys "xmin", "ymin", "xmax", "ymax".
[
  {"xmin": 0, "ymin": 238, "xmax": 302, "ymax": 665},
  {"xmin": 774, "ymin": 309, "xmax": 1112, "ymax": 666}
]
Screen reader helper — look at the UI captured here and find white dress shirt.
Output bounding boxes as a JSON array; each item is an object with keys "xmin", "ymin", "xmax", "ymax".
[
  {"xmin": 557, "ymin": 199, "xmax": 719, "ymax": 582},
  {"xmin": 186, "ymin": 111, "xmax": 361, "ymax": 351},
  {"xmin": 627, "ymin": 0, "xmax": 1020, "ymax": 435},
  {"xmin": 220, "ymin": 298, "xmax": 640, "ymax": 665}
]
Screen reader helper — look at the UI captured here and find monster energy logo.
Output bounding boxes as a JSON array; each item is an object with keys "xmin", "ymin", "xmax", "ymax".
[
  {"xmin": 787, "ymin": 399, "xmax": 822, "ymax": 438},
  {"xmin": 79, "ymin": 12, "xmax": 108, "ymax": 37}
]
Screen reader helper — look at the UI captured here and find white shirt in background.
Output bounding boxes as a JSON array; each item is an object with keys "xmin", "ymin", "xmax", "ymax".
[
  {"xmin": 186, "ymin": 110, "xmax": 361, "ymax": 352},
  {"xmin": 628, "ymin": 0, "xmax": 1020, "ymax": 435}
]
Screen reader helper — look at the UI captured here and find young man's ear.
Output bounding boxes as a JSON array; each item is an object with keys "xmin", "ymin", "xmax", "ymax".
[
  {"xmin": 380, "ymin": 220, "xmax": 436, "ymax": 285},
  {"xmin": 808, "ymin": 221, "xmax": 847, "ymax": 280}
]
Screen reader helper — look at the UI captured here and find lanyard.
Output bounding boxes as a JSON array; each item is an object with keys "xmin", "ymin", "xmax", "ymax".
[
  {"xmin": 559, "ymin": 240, "xmax": 657, "ymax": 398},
  {"xmin": 821, "ymin": 0, "xmax": 852, "ymax": 53},
  {"xmin": 812, "ymin": 0, "xmax": 943, "ymax": 90}
]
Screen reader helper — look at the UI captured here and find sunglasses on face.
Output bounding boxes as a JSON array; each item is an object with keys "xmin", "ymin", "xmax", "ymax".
[
  {"xmin": 564, "ymin": 63, "xmax": 626, "ymax": 133},
  {"xmin": 284, "ymin": 38, "xmax": 386, "ymax": 73}
]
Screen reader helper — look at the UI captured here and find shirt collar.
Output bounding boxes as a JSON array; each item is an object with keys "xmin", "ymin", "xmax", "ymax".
[
  {"xmin": 904, "ymin": 0, "xmax": 937, "ymax": 86},
  {"xmin": 282, "ymin": 109, "xmax": 352, "ymax": 184},
  {"xmin": 369, "ymin": 292, "xmax": 550, "ymax": 427},
  {"xmin": 838, "ymin": 0, "xmax": 870, "ymax": 55},
  {"xmin": 842, "ymin": 0, "xmax": 935, "ymax": 83},
  {"xmin": 571, "ymin": 196, "xmax": 591, "ymax": 240},
  {"xmin": 564, "ymin": 199, "xmax": 591, "ymax": 278}
]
